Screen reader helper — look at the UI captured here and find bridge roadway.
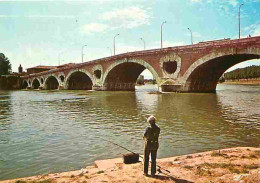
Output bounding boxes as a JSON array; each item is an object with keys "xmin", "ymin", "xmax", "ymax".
[{"xmin": 22, "ymin": 36, "xmax": 260, "ymax": 93}]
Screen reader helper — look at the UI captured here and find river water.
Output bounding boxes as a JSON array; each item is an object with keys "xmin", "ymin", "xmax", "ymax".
[{"xmin": 0, "ymin": 84, "xmax": 259, "ymax": 180}]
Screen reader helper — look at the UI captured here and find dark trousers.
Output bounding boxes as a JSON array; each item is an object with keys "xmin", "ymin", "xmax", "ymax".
[{"xmin": 144, "ymin": 144, "xmax": 158, "ymax": 175}]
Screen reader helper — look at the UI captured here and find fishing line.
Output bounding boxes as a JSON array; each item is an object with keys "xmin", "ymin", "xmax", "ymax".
[{"xmin": 101, "ymin": 137, "xmax": 171, "ymax": 174}]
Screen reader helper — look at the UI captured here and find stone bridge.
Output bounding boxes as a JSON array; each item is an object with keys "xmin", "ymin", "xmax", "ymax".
[{"xmin": 22, "ymin": 36, "xmax": 260, "ymax": 93}]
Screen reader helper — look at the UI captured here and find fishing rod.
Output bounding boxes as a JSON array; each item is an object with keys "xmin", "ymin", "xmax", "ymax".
[
  {"xmin": 101, "ymin": 138, "xmax": 138, "ymax": 155},
  {"xmin": 101, "ymin": 138, "xmax": 171, "ymax": 174}
]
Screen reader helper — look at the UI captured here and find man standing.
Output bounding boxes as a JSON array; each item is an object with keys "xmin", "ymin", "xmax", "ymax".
[{"xmin": 143, "ymin": 115, "xmax": 160, "ymax": 177}]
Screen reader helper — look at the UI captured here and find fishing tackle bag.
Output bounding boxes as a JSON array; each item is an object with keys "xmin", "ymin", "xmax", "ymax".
[{"xmin": 122, "ymin": 153, "xmax": 139, "ymax": 164}]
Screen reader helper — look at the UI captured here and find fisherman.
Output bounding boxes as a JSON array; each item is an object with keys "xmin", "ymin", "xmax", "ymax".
[{"xmin": 143, "ymin": 115, "xmax": 160, "ymax": 177}]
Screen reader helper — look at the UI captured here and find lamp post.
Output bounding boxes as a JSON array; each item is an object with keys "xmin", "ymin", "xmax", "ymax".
[
  {"xmin": 140, "ymin": 38, "xmax": 145, "ymax": 50},
  {"xmin": 113, "ymin": 33, "xmax": 120, "ymax": 55},
  {"xmin": 239, "ymin": 3, "xmax": 244, "ymax": 39},
  {"xmin": 81, "ymin": 45, "xmax": 87, "ymax": 63},
  {"xmin": 187, "ymin": 28, "xmax": 193, "ymax": 45},
  {"xmin": 161, "ymin": 21, "xmax": 167, "ymax": 48},
  {"xmin": 107, "ymin": 47, "xmax": 112, "ymax": 56}
]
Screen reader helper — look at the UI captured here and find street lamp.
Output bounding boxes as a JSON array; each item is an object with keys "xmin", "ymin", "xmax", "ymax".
[
  {"xmin": 113, "ymin": 33, "xmax": 120, "ymax": 55},
  {"xmin": 187, "ymin": 28, "xmax": 193, "ymax": 45},
  {"xmin": 107, "ymin": 47, "xmax": 112, "ymax": 56},
  {"xmin": 161, "ymin": 21, "xmax": 167, "ymax": 48},
  {"xmin": 140, "ymin": 38, "xmax": 145, "ymax": 50},
  {"xmin": 81, "ymin": 45, "xmax": 87, "ymax": 63},
  {"xmin": 239, "ymin": 3, "xmax": 244, "ymax": 39}
]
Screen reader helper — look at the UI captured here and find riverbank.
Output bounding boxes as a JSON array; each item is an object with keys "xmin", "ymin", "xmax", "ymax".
[
  {"xmin": 1, "ymin": 147, "xmax": 259, "ymax": 183},
  {"xmin": 221, "ymin": 78, "xmax": 260, "ymax": 85}
]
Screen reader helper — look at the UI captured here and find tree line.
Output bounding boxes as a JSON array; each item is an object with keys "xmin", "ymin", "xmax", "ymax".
[
  {"xmin": 0, "ymin": 53, "xmax": 12, "ymax": 76},
  {"xmin": 224, "ymin": 65, "xmax": 260, "ymax": 80}
]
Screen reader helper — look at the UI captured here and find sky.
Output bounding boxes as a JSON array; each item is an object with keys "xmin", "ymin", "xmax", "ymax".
[{"xmin": 0, "ymin": 0, "xmax": 259, "ymax": 79}]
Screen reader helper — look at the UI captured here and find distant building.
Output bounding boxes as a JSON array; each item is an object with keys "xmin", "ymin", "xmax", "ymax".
[
  {"xmin": 10, "ymin": 64, "xmax": 27, "ymax": 76},
  {"xmin": 26, "ymin": 63, "xmax": 77, "ymax": 74},
  {"xmin": 26, "ymin": 66, "xmax": 57, "ymax": 74},
  {"xmin": 18, "ymin": 64, "xmax": 23, "ymax": 73}
]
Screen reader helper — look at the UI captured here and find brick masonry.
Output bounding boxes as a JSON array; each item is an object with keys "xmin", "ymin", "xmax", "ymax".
[{"xmin": 22, "ymin": 36, "xmax": 260, "ymax": 92}]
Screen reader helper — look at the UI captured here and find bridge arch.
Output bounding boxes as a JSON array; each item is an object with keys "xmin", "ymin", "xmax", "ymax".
[
  {"xmin": 182, "ymin": 48, "xmax": 260, "ymax": 92},
  {"xmin": 102, "ymin": 59, "xmax": 159, "ymax": 91},
  {"xmin": 32, "ymin": 78, "xmax": 41, "ymax": 89},
  {"xmin": 22, "ymin": 80, "xmax": 29, "ymax": 89},
  {"xmin": 65, "ymin": 69, "xmax": 93, "ymax": 90},
  {"xmin": 44, "ymin": 75, "xmax": 60, "ymax": 90}
]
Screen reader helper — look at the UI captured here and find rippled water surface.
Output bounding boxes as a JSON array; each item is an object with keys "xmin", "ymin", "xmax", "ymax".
[{"xmin": 0, "ymin": 84, "xmax": 259, "ymax": 180}]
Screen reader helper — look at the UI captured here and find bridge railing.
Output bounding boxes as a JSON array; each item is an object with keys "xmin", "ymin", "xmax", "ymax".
[{"xmin": 22, "ymin": 36, "xmax": 260, "ymax": 79}]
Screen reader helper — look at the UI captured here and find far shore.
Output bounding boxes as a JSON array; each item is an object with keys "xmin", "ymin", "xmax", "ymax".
[
  {"xmin": 1, "ymin": 146, "xmax": 259, "ymax": 183},
  {"xmin": 219, "ymin": 78, "xmax": 260, "ymax": 85}
]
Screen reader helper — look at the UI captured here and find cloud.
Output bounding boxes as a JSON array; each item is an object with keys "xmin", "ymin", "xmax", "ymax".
[
  {"xmin": 190, "ymin": 0, "xmax": 202, "ymax": 2},
  {"xmin": 81, "ymin": 23, "xmax": 108, "ymax": 34},
  {"xmin": 192, "ymin": 0, "xmax": 238, "ymax": 6},
  {"xmin": 26, "ymin": 15, "xmax": 75, "ymax": 19},
  {"xmin": 101, "ymin": 7, "xmax": 151, "ymax": 29},
  {"xmin": 243, "ymin": 22, "xmax": 260, "ymax": 37},
  {"xmin": 0, "ymin": 14, "xmax": 75, "ymax": 19},
  {"xmin": 252, "ymin": 24, "xmax": 260, "ymax": 36},
  {"xmin": 0, "ymin": 15, "xmax": 17, "ymax": 18},
  {"xmin": 228, "ymin": 0, "xmax": 238, "ymax": 7}
]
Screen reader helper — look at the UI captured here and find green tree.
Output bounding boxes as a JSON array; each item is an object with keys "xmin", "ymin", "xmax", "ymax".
[
  {"xmin": 224, "ymin": 65, "xmax": 260, "ymax": 80},
  {"xmin": 0, "ymin": 53, "xmax": 12, "ymax": 76}
]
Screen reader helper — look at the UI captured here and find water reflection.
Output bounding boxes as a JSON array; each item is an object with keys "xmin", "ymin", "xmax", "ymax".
[
  {"xmin": 0, "ymin": 85, "xmax": 259, "ymax": 180},
  {"xmin": 0, "ymin": 91, "xmax": 11, "ymax": 123}
]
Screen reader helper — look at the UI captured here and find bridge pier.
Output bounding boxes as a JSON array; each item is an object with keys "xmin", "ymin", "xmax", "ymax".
[
  {"xmin": 159, "ymin": 84, "xmax": 184, "ymax": 92},
  {"xmin": 58, "ymin": 85, "xmax": 64, "ymax": 90},
  {"xmin": 95, "ymin": 83, "xmax": 136, "ymax": 91}
]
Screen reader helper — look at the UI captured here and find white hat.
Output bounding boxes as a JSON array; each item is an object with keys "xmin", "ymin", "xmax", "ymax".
[{"xmin": 147, "ymin": 115, "xmax": 156, "ymax": 123}]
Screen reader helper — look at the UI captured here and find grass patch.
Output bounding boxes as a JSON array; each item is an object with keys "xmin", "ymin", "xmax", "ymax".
[
  {"xmin": 240, "ymin": 168, "xmax": 249, "ymax": 174},
  {"xmin": 249, "ymin": 154, "xmax": 257, "ymax": 159},
  {"xmin": 78, "ymin": 172, "xmax": 84, "ymax": 177},
  {"xmin": 70, "ymin": 175, "xmax": 75, "ymax": 178},
  {"xmin": 241, "ymin": 151, "xmax": 259, "ymax": 159},
  {"xmin": 198, "ymin": 162, "xmax": 258, "ymax": 174},
  {"xmin": 183, "ymin": 165, "xmax": 193, "ymax": 169},
  {"xmin": 174, "ymin": 157, "xmax": 180, "ymax": 161},
  {"xmin": 196, "ymin": 167, "xmax": 212, "ymax": 176},
  {"xmin": 227, "ymin": 166, "xmax": 240, "ymax": 174},
  {"xmin": 210, "ymin": 151, "xmax": 228, "ymax": 158},
  {"xmin": 15, "ymin": 180, "xmax": 54, "ymax": 183},
  {"xmin": 200, "ymin": 163, "xmax": 239, "ymax": 173},
  {"xmin": 96, "ymin": 170, "xmax": 104, "ymax": 174},
  {"xmin": 243, "ymin": 164, "xmax": 258, "ymax": 170}
]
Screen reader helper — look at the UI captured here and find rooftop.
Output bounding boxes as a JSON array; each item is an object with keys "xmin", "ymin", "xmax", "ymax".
[{"xmin": 27, "ymin": 65, "xmax": 58, "ymax": 70}]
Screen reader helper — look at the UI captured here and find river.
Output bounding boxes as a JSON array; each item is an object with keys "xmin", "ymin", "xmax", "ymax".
[{"xmin": 0, "ymin": 84, "xmax": 259, "ymax": 180}]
